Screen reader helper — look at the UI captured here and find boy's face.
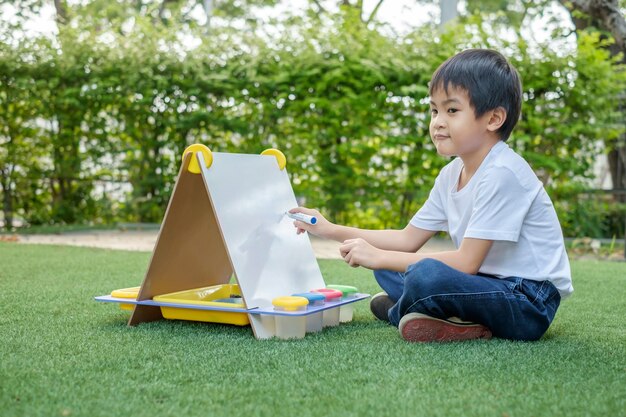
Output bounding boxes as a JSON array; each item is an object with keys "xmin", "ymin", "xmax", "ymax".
[{"xmin": 428, "ymin": 85, "xmax": 496, "ymax": 158}]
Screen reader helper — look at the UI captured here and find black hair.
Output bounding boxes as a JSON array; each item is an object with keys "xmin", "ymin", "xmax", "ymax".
[{"xmin": 429, "ymin": 49, "xmax": 522, "ymax": 141}]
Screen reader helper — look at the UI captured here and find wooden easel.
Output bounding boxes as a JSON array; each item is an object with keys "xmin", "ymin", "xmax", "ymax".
[{"xmin": 127, "ymin": 145, "xmax": 327, "ymax": 339}]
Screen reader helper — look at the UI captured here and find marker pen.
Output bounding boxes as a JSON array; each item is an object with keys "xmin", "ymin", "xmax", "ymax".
[{"xmin": 285, "ymin": 211, "xmax": 317, "ymax": 225}]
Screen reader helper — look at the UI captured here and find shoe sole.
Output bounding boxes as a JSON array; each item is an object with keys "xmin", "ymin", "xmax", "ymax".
[
  {"xmin": 369, "ymin": 292, "xmax": 392, "ymax": 322},
  {"xmin": 399, "ymin": 313, "xmax": 492, "ymax": 343}
]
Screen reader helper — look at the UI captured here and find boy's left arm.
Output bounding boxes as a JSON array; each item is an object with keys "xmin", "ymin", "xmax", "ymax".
[{"xmin": 340, "ymin": 237, "xmax": 493, "ymax": 275}]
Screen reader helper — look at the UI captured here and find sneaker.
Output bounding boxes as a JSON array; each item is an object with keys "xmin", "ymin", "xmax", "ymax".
[
  {"xmin": 399, "ymin": 312, "xmax": 492, "ymax": 343},
  {"xmin": 369, "ymin": 292, "xmax": 395, "ymax": 322}
]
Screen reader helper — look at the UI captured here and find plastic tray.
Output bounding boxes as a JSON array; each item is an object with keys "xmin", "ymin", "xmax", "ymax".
[{"xmin": 153, "ymin": 284, "xmax": 250, "ymax": 326}]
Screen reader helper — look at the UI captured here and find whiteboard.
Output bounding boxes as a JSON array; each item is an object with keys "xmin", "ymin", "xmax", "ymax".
[{"xmin": 198, "ymin": 152, "xmax": 326, "ymax": 309}]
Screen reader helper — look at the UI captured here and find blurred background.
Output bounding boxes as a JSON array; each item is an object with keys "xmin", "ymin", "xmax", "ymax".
[{"xmin": 0, "ymin": 0, "xmax": 625, "ymax": 247}]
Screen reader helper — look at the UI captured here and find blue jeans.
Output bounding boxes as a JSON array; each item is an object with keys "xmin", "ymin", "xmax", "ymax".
[{"xmin": 373, "ymin": 258, "xmax": 561, "ymax": 341}]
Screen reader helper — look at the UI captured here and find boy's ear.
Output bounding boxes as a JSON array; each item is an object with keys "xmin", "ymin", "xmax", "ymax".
[{"xmin": 486, "ymin": 107, "xmax": 507, "ymax": 132}]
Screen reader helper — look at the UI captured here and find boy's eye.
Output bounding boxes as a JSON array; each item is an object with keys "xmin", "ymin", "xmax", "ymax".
[
  {"xmin": 448, "ymin": 108, "xmax": 458, "ymax": 114},
  {"xmin": 430, "ymin": 109, "xmax": 438, "ymax": 115}
]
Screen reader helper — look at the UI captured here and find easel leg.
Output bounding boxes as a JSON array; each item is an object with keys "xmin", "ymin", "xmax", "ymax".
[{"xmin": 128, "ymin": 305, "xmax": 163, "ymax": 326}]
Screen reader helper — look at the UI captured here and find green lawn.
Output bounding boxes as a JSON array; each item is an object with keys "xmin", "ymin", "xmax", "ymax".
[{"xmin": 1, "ymin": 243, "xmax": 624, "ymax": 417}]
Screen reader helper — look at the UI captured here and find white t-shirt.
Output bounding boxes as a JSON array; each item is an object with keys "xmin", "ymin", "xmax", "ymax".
[{"xmin": 410, "ymin": 140, "xmax": 573, "ymax": 298}]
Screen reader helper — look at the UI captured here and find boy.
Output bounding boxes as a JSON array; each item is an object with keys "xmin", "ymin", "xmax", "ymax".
[{"xmin": 289, "ymin": 49, "xmax": 573, "ymax": 343}]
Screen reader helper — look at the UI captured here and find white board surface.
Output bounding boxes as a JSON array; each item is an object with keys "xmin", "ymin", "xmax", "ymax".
[{"xmin": 199, "ymin": 152, "xmax": 326, "ymax": 309}]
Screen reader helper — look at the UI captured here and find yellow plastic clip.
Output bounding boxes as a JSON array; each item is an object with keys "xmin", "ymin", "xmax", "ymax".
[
  {"xmin": 261, "ymin": 148, "xmax": 287, "ymax": 170},
  {"xmin": 182, "ymin": 144, "xmax": 213, "ymax": 174}
]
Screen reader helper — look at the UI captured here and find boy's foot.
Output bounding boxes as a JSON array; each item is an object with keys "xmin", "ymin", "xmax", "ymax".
[
  {"xmin": 370, "ymin": 292, "xmax": 395, "ymax": 322},
  {"xmin": 399, "ymin": 313, "xmax": 492, "ymax": 343}
]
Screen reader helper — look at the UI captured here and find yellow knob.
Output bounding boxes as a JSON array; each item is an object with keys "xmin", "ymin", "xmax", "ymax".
[
  {"xmin": 261, "ymin": 148, "xmax": 287, "ymax": 170},
  {"xmin": 182, "ymin": 144, "xmax": 213, "ymax": 173}
]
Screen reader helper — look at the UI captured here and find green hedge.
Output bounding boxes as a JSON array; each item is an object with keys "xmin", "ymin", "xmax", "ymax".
[{"xmin": 1, "ymin": 13, "xmax": 625, "ymax": 238}]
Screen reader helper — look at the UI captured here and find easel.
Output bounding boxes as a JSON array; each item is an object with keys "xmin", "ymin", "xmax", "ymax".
[{"xmin": 96, "ymin": 144, "xmax": 368, "ymax": 339}]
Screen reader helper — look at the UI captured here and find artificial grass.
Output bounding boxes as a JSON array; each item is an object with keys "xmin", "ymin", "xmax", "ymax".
[{"xmin": 0, "ymin": 243, "xmax": 624, "ymax": 417}]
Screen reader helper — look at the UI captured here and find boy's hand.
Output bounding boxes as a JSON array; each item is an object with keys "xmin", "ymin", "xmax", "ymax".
[
  {"xmin": 288, "ymin": 207, "xmax": 335, "ymax": 239},
  {"xmin": 339, "ymin": 238, "xmax": 383, "ymax": 270}
]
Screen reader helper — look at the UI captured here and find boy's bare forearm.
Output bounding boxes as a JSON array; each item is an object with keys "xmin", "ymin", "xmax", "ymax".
[
  {"xmin": 289, "ymin": 207, "xmax": 433, "ymax": 253},
  {"xmin": 329, "ymin": 225, "xmax": 410, "ymax": 252},
  {"xmin": 376, "ymin": 238, "xmax": 494, "ymax": 275}
]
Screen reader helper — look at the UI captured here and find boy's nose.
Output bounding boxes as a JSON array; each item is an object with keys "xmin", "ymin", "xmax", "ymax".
[{"xmin": 433, "ymin": 116, "xmax": 446, "ymax": 129}]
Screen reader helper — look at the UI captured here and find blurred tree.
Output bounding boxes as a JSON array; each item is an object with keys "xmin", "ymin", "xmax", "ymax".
[
  {"xmin": 2, "ymin": 0, "xmax": 282, "ymax": 31},
  {"xmin": 0, "ymin": 40, "xmax": 42, "ymax": 229},
  {"xmin": 558, "ymin": 0, "xmax": 626, "ymax": 61},
  {"xmin": 1, "ymin": 0, "xmax": 624, "ymax": 236},
  {"xmin": 557, "ymin": 0, "xmax": 626, "ymax": 196},
  {"xmin": 308, "ymin": 0, "xmax": 386, "ymax": 24}
]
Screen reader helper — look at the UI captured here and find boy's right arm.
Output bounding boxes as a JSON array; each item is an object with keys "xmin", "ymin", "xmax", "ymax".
[
  {"xmin": 288, "ymin": 207, "xmax": 435, "ymax": 253},
  {"xmin": 332, "ymin": 223, "xmax": 436, "ymax": 252}
]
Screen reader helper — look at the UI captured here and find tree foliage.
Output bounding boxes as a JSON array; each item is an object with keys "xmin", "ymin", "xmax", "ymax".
[{"xmin": 0, "ymin": 3, "xmax": 625, "ymax": 237}]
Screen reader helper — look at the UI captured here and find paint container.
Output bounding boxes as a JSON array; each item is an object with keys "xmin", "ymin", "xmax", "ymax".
[
  {"xmin": 292, "ymin": 292, "xmax": 326, "ymax": 333},
  {"xmin": 312, "ymin": 288, "xmax": 342, "ymax": 327},
  {"xmin": 271, "ymin": 296, "xmax": 309, "ymax": 339},
  {"xmin": 327, "ymin": 285, "xmax": 358, "ymax": 323}
]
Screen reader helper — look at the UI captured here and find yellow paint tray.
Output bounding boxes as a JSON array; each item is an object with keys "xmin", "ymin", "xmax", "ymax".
[
  {"xmin": 110, "ymin": 286, "xmax": 141, "ymax": 311},
  {"xmin": 153, "ymin": 284, "xmax": 250, "ymax": 326}
]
